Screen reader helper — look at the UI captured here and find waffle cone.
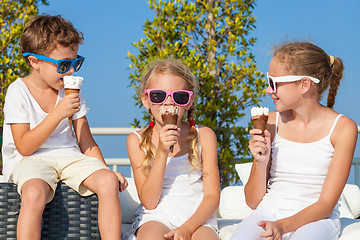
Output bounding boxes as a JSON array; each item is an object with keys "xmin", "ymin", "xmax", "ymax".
[
  {"xmin": 161, "ymin": 114, "xmax": 178, "ymax": 125},
  {"xmin": 252, "ymin": 115, "xmax": 268, "ymax": 137},
  {"xmin": 65, "ymin": 88, "xmax": 80, "ymax": 126},
  {"xmin": 161, "ymin": 113, "xmax": 178, "ymax": 153}
]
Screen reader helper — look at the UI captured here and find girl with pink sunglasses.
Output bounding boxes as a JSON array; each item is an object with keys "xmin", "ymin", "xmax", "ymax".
[
  {"xmin": 126, "ymin": 59, "xmax": 220, "ymax": 240},
  {"xmin": 230, "ymin": 42, "xmax": 358, "ymax": 240}
]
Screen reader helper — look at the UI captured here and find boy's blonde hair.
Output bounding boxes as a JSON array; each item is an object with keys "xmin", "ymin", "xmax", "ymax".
[
  {"xmin": 138, "ymin": 59, "xmax": 200, "ymax": 171},
  {"xmin": 273, "ymin": 42, "xmax": 344, "ymax": 109},
  {"xmin": 21, "ymin": 14, "xmax": 84, "ymax": 66}
]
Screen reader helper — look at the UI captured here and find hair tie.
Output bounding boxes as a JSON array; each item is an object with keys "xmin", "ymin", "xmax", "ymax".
[
  {"xmin": 148, "ymin": 121, "xmax": 155, "ymax": 128},
  {"xmin": 329, "ymin": 55, "xmax": 335, "ymax": 67},
  {"xmin": 189, "ymin": 120, "xmax": 195, "ymax": 127}
]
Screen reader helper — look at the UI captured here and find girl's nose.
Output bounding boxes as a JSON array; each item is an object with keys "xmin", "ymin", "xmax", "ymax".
[
  {"xmin": 164, "ymin": 95, "xmax": 174, "ymax": 105},
  {"xmin": 265, "ymin": 85, "xmax": 273, "ymax": 95}
]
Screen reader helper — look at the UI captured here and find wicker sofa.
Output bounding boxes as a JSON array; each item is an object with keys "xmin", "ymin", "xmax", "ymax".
[{"xmin": 120, "ymin": 163, "xmax": 360, "ymax": 240}]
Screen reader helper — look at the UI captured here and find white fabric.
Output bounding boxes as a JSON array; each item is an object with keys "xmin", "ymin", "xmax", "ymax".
[
  {"xmin": 338, "ymin": 193, "xmax": 355, "ymax": 219},
  {"xmin": 120, "ymin": 178, "xmax": 140, "ymax": 223},
  {"xmin": 132, "ymin": 152, "xmax": 217, "ymax": 230},
  {"xmin": 127, "ymin": 130, "xmax": 217, "ymax": 235},
  {"xmin": 258, "ymin": 113, "xmax": 342, "ymax": 214},
  {"xmin": 229, "ymin": 207, "xmax": 340, "ymax": 240},
  {"xmin": 219, "ymin": 186, "xmax": 252, "ymax": 219},
  {"xmin": 230, "ymin": 112, "xmax": 344, "ymax": 239},
  {"xmin": 342, "ymin": 184, "xmax": 360, "ymax": 218},
  {"xmin": 235, "ymin": 162, "xmax": 252, "ymax": 185},
  {"xmin": 338, "ymin": 218, "xmax": 360, "ymax": 240},
  {"xmin": 216, "ymin": 184, "xmax": 360, "ymax": 240},
  {"xmin": 2, "ymin": 78, "xmax": 89, "ymax": 180}
]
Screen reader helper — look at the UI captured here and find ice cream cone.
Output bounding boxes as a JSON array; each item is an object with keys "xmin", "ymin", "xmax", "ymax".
[
  {"xmin": 64, "ymin": 76, "xmax": 83, "ymax": 126},
  {"xmin": 65, "ymin": 88, "xmax": 80, "ymax": 125},
  {"xmin": 160, "ymin": 105, "xmax": 179, "ymax": 153},
  {"xmin": 251, "ymin": 107, "xmax": 269, "ymax": 137}
]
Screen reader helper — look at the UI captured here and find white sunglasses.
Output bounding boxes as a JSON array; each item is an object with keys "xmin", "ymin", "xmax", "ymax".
[{"xmin": 266, "ymin": 72, "xmax": 320, "ymax": 92}]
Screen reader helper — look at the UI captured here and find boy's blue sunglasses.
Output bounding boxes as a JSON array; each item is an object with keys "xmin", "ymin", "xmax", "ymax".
[{"xmin": 22, "ymin": 52, "xmax": 85, "ymax": 74}]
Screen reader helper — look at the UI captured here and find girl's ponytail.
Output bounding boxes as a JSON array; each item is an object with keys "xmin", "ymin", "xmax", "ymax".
[
  {"xmin": 187, "ymin": 105, "xmax": 201, "ymax": 168},
  {"xmin": 273, "ymin": 42, "xmax": 345, "ymax": 109},
  {"xmin": 139, "ymin": 110, "xmax": 156, "ymax": 172},
  {"xmin": 327, "ymin": 56, "xmax": 344, "ymax": 109}
]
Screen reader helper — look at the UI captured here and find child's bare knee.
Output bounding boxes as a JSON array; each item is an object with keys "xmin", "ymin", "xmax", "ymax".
[
  {"xmin": 21, "ymin": 182, "xmax": 48, "ymax": 209},
  {"xmin": 93, "ymin": 171, "xmax": 119, "ymax": 195}
]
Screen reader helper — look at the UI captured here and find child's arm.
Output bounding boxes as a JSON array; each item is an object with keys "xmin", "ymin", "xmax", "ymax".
[
  {"xmin": 127, "ymin": 125, "xmax": 179, "ymax": 209},
  {"xmin": 11, "ymin": 93, "xmax": 80, "ymax": 156},
  {"xmin": 73, "ymin": 116, "xmax": 128, "ymax": 192},
  {"xmin": 165, "ymin": 126, "xmax": 220, "ymax": 239},
  {"xmin": 258, "ymin": 116, "xmax": 358, "ymax": 239},
  {"xmin": 73, "ymin": 116, "xmax": 105, "ymax": 163},
  {"xmin": 244, "ymin": 111, "xmax": 275, "ymax": 209}
]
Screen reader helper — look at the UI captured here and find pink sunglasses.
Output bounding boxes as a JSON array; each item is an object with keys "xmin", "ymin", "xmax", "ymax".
[{"xmin": 144, "ymin": 89, "xmax": 193, "ymax": 106}]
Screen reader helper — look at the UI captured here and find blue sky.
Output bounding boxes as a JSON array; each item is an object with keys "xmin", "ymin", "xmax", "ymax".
[{"xmin": 38, "ymin": 0, "xmax": 360, "ymax": 181}]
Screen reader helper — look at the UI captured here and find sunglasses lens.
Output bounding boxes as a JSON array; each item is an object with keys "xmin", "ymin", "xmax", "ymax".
[
  {"xmin": 269, "ymin": 77, "xmax": 275, "ymax": 92},
  {"xmin": 74, "ymin": 58, "xmax": 84, "ymax": 71},
  {"xmin": 149, "ymin": 90, "xmax": 166, "ymax": 103},
  {"xmin": 173, "ymin": 91, "xmax": 190, "ymax": 105},
  {"xmin": 58, "ymin": 60, "xmax": 72, "ymax": 74}
]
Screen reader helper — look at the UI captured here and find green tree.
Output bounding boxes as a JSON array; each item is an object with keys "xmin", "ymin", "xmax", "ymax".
[
  {"xmin": 128, "ymin": 0, "xmax": 265, "ymax": 187},
  {"xmin": 0, "ymin": 0, "xmax": 48, "ymax": 170}
]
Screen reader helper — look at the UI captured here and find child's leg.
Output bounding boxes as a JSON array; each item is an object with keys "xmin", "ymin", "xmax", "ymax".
[
  {"xmin": 136, "ymin": 221, "xmax": 171, "ymax": 240},
  {"xmin": 191, "ymin": 226, "xmax": 219, "ymax": 240},
  {"xmin": 17, "ymin": 179, "xmax": 51, "ymax": 240},
  {"xmin": 289, "ymin": 218, "xmax": 340, "ymax": 240},
  {"xmin": 229, "ymin": 208, "xmax": 277, "ymax": 240},
  {"xmin": 81, "ymin": 169, "xmax": 121, "ymax": 239}
]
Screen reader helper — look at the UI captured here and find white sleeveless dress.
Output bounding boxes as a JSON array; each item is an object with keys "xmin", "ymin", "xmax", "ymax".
[
  {"xmin": 230, "ymin": 113, "xmax": 343, "ymax": 240},
  {"xmin": 125, "ymin": 130, "xmax": 218, "ymax": 238}
]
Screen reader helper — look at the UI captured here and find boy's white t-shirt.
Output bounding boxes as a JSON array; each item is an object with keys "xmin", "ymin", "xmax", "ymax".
[{"xmin": 2, "ymin": 78, "xmax": 89, "ymax": 181}]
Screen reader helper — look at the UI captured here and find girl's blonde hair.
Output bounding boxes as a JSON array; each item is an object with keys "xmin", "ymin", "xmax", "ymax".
[
  {"xmin": 138, "ymin": 59, "xmax": 200, "ymax": 172},
  {"xmin": 273, "ymin": 42, "xmax": 344, "ymax": 109}
]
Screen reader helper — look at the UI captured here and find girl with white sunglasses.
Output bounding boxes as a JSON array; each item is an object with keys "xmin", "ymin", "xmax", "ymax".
[{"xmin": 230, "ymin": 42, "xmax": 357, "ymax": 240}]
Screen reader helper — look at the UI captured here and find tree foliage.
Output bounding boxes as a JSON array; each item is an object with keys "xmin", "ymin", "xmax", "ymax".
[
  {"xmin": 128, "ymin": 0, "xmax": 265, "ymax": 187},
  {"xmin": 0, "ymin": 0, "xmax": 48, "ymax": 127},
  {"xmin": 0, "ymin": 0, "xmax": 47, "ymax": 172}
]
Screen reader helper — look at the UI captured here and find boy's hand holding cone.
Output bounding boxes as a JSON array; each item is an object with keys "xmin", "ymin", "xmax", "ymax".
[{"xmin": 64, "ymin": 76, "xmax": 83, "ymax": 126}]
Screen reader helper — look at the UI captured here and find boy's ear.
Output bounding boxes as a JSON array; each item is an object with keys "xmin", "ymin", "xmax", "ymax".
[
  {"xmin": 27, "ymin": 55, "xmax": 41, "ymax": 70},
  {"xmin": 141, "ymin": 94, "xmax": 150, "ymax": 109}
]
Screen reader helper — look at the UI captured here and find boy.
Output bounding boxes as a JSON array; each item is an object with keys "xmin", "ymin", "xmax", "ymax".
[{"xmin": 2, "ymin": 15, "xmax": 127, "ymax": 239}]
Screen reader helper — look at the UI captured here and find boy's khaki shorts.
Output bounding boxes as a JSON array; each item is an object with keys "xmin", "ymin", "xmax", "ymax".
[{"xmin": 10, "ymin": 155, "xmax": 109, "ymax": 203}]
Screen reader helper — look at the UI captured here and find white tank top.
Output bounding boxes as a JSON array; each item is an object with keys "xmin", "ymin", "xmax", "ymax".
[{"xmin": 258, "ymin": 112, "xmax": 342, "ymax": 213}]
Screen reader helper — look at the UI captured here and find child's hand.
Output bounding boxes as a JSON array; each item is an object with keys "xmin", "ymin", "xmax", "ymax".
[
  {"xmin": 249, "ymin": 129, "xmax": 271, "ymax": 165},
  {"xmin": 54, "ymin": 93, "xmax": 80, "ymax": 120},
  {"xmin": 164, "ymin": 226, "xmax": 191, "ymax": 240},
  {"xmin": 158, "ymin": 124, "xmax": 180, "ymax": 154},
  {"xmin": 114, "ymin": 172, "xmax": 128, "ymax": 192},
  {"xmin": 258, "ymin": 220, "xmax": 283, "ymax": 240}
]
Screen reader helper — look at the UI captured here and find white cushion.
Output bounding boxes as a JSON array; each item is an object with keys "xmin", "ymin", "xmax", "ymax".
[
  {"xmin": 218, "ymin": 219, "xmax": 241, "ymax": 240},
  {"xmin": 342, "ymin": 184, "xmax": 360, "ymax": 219},
  {"xmin": 219, "ymin": 186, "xmax": 252, "ymax": 220},
  {"xmin": 235, "ymin": 162, "xmax": 252, "ymax": 185},
  {"xmin": 338, "ymin": 193, "xmax": 355, "ymax": 219},
  {"xmin": 339, "ymin": 218, "xmax": 360, "ymax": 240},
  {"xmin": 0, "ymin": 175, "xmax": 6, "ymax": 183},
  {"xmin": 120, "ymin": 178, "xmax": 140, "ymax": 223}
]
